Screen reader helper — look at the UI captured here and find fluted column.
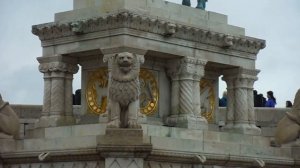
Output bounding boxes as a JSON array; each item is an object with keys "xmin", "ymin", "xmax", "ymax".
[
  {"xmin": 222, "ymin": 68, "xmax": 260, "ymax": 135},
  {"xmin": 166, "ymin": 57, "xmax": 207, "ymax": 129},
  {"xmin": 36, "ymin": 56, "xmax": 79, "ymax": 128}
]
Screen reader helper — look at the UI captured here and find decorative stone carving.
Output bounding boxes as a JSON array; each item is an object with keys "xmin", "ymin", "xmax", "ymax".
[
  {"xmin": 0, "ymin": 94, "xmax": 20, "ymax": 139},
  {"xmin": 103, "ymin": 52, "xmax": 144, "ymax": 128},
  {"xmin": 273, "ymin": 89, "xmax": 300, "ymax": 145},
  {"xmin": 32, "ymin": 10, "xmax": 265, "ymax": 54}
]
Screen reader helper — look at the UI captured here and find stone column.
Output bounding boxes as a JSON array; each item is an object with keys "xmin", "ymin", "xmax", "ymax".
[
  {"xmin": 167, "ymin": 57, "xmax": 207, "ymax": 129},
  {"xmin": 41, "ymin": 72, "xmax": 52, "ymax": 118},
  {"xmin": 65, "ymin": 73, "xmax": 75, "ymax": 123},
  {"xmin": 222, "ymin": 68, "xmax": 260, "ymax": 135},
  {"xmin": 36, "ymin": 56, "xmax": 79, "ymax": 128},
  {"xmin": 50, "ymin": 71, "xmax": 65, "ymax": 116},
  {"xmin": 222, "ymin": 77, "xmax": 235, "ymax": 129},
  {"xmin": 166, "ymin": 60, "xmax": 181, "ymax": 126}
]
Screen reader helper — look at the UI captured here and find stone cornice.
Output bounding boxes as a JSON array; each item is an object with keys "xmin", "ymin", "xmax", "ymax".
[{"xmin": 32, "ymin": 10, "xmax": 265, "ymax": 54}]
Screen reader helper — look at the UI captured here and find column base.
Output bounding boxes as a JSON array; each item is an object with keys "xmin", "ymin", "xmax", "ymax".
[
  {"xmin": 223, "ymin": 123, "xmax": 261, "ymax": 135},
  {"xmin": 166, "ymin": 114, "xmax": 208, "ymax": 130},
  {"xmin": 35, "ymin": 115, "xmax": 76, "ymax": 128}
]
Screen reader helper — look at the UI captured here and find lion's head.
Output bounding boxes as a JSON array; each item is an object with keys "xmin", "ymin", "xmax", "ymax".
[{"xmin": 116, "ymin": 52, "xmax": 134, "ymax": 74}]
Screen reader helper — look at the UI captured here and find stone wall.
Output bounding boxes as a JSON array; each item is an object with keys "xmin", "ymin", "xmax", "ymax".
[
  {"xmin": 218, "ymin": 107, "xmax": 288, "ymax": 137},
  {"xmin": 12, "ymin": 104, "xmax": 287, "ymax": 138}
]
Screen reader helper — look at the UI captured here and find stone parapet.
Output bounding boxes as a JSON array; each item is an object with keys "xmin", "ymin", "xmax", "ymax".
[{"xmin": 1, "ymin": 124, "xmax": 298, "ymax": 167}]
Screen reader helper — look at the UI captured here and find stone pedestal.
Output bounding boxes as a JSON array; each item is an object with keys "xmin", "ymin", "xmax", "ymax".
[{"xmin": 97, "ymin": 129, "xmax": 152, "ymax": 168}]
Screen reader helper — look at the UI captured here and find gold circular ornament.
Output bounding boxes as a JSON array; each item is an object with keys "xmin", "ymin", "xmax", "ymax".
[
  {"xmin": 139, "ymin": 69, "xmax": 159, "ymax": 116},
  {"xmin": 86, "ymin": 68, "xmax": 159, "ymax": 116},
  {"xmin": 86, "ymin": 68, "xmax": 108, "ymax": 115},
  {"xmin": 200, "ymin": 79, "xmax": 216, "ymax": 123}
]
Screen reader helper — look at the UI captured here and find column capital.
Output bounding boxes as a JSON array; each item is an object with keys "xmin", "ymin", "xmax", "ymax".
[
  {"xmin": 167, "ymin": 57, "xmax": 207, "ymax": 80},
  {"xmin": 39, "ymin": 62, "xmax": 79, "ymax": 74},
  {"xmin": 223, "ymin": 68, "xmax": 260, "ymax": 80}
]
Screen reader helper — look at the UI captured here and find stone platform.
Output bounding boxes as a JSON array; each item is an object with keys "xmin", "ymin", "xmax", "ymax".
[{"xmin": 1, "ymin": 124, "xmax": 299, "ymax": 168}]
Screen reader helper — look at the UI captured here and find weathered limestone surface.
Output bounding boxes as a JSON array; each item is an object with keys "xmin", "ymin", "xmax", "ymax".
[
  {"xmin": 0, "ymin": 95, "xmax": 20, "ymax": 139},
  {"xmin": 104, "ymin": 53, "xmax": 145, "ymax": 128},
  {"xmin": 1, "ymin": 124, "xmax": 298, "ymax": 167},
  {"xmin": 274, "ymin": 89, "xmax": 300, "ymax": 145}
]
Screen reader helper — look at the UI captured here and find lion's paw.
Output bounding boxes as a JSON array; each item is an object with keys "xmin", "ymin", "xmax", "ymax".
[
  {"xmin": 107, "ymin": 119, "xmax": 121, "ymax": 128},
  {"xmin": 128, "ymin": 120, "xmax": 141, "ymax": 129}
]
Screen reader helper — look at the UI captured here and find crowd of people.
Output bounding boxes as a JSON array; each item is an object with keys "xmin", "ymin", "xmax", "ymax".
[{"xmin": 219, "ymin": 90, "xmax": 293, "ymax": 108}]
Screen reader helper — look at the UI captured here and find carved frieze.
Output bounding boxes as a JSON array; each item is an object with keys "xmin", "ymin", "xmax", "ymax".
[
  {"xmin": 32, "ymin": 11, "xmax": 265, "ymax": 54},
  {"xmin": 39, "ymin": 62, "xmax": 79, "ymax": 74}
]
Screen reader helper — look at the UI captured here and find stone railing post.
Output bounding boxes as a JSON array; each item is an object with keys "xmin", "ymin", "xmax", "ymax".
[
  {"xmin": 166, "ymin": 57, "xmax": 207, "ymax": 129},
  {"xmin": 36, "ymin": 56, "xmax": 79, "ymax": 128},
  {"xmin": 222, "ymin": 68, "xmax": 260, "ymax": 135}
]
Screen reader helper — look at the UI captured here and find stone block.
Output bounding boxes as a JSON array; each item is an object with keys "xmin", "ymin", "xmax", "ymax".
[
  {"xmin": 273, "ymin": 147, "xmax": 292, "ymax": 158},
  {"xmin": 240, "ymin": 144, "xmax": 274, "ymax": 156},
  {"xmin": 252, "ymin": 135, "xmax": 271, "ymax": 146},
  {"xmin": 97, "ymin": 129, "xmax": 145, "ymax": 146},
  {"xmin": 208, "ymin": 11, "xmax": 227, "ymax": 24},
  {"xmin": 72, "ymin": 124, "xmax": 106, "ymax": 137},
  {"xmin": 203, "ymin": 141, "xmax": 240, "ymax": 155},
  {"xmin": 170, "ymin": 127, "xmax": 203, "ymax": 140},
  {"xmin": 219, "ymin": 132, "xmax": 253, "ymax": 145},
  {"xmin": 22, "ymin": 136, "xmax": 97, "ymax": 151},
  {"xmin": 0, "ymin": 139, "xmax": 17, "ymax": 152},
  {"xmin": 45, "ymin": 126, "xmax": 72, "ymax": 139},
  {"xmin": 146, "ymin": 125, "xmax": 170, "ymax": 137},
  {"xmin": 151, "ymin": 137, "xmax": 203, "ymax": 153}
]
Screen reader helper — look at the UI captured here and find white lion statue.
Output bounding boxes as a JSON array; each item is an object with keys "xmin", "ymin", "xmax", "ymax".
[
  {"xmin": 104, "ymin": 52, "xmax": 144, "ymax": 128},
  {"xmin": 0, "ymin": 94, "xmax": 20, "ymax": 139}
]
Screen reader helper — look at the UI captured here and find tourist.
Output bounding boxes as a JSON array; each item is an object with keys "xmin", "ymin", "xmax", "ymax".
[
  {"xmin": 286, "ymin": 100, "xmax": 293, "ymax": 108},
  {"xmin": 265, "ymin": 91, "xmax": 276, "ymax": 107},
  {"xmin": 219, "ymin": 91, "xmax": 227, "ymax": 107}
]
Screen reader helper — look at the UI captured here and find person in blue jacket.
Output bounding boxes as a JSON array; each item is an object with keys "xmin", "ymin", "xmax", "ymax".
[{"xmin": 265, "ymin": 91, "xmax": 276, "ymax": 107}]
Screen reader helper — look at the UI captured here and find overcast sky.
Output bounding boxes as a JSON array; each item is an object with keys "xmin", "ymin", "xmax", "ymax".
[{"xmin": 0, "ymin": 0, "xmax": 299, "ymax": 107}]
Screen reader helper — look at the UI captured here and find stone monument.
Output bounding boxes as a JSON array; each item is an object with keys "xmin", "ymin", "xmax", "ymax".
[
  {"xmin": 0, "ymin": 94, "xmax": 20, "ymax": 139},
  {"xmin": 3, "ymin": 0, "xmax": 299, "ymax": 168},
  {"xmin": 104, "ymin": 52, "xmax": 144, "ymax": 128}
]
